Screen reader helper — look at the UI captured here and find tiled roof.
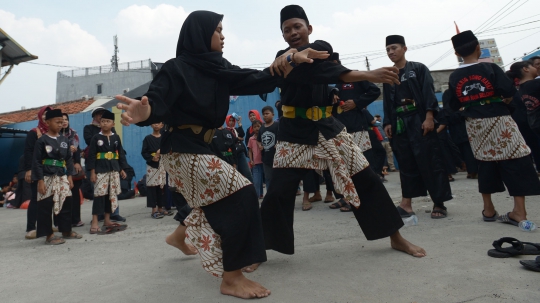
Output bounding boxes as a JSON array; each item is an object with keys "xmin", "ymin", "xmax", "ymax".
[{"xmin": 0, "ymin": 98, "xmax": 94, "ymax": 126}]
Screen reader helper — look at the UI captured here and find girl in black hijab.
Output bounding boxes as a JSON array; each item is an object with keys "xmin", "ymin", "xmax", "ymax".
[{"xmin": 117, "ymin": 10, "xmax": 328, "ymax": 299}]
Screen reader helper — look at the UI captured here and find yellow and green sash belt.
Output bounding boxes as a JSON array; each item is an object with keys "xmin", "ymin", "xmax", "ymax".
[
  {"xmin": 42, "ymin": 159, "xmax": 66, "ymax": 168},
  {"xmin": 97, "ymin": 152, "xmax": 119, "ymax": 160},
  {"xmin": 282, "ymin": 105, "xmax": 333, "ymax": 121},
  {"xmin": 395, "ymin": 104, "xmax": 417, "ymax": 135},
  {"xmin": 463, "ymin": 97, "xmax": 503, "ymax": 109}
]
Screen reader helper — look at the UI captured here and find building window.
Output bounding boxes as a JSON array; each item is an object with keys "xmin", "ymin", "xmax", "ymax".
[{"xmin": 97, "ymin": 84, "xmax": 102, "ymax": 94}]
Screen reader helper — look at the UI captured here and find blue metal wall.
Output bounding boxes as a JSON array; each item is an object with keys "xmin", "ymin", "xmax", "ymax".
[{"xmin": 0, "ymin": 133, "xmax": 27, "ymax": 185}]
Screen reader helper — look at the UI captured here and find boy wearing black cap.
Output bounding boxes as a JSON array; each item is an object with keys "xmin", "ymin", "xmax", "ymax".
[
  {"xmin": 249, "ymin": 5, "xmax": 425, "ymax": 273},
  {"xmin": 87, "ymin": 110, "xmax": 129, "ymax": 234},
  {"xmin": 383, "ymin": 35, "xmax": 453, "ymax": 219},
  {"xmin": 33, "ymin": 109, "xmax": 82, "ymax": 244},
  {"xmin": 446, "ymin": 30, "xmax": 540, "ymax": 228},
  {"xmin": 142, "ymin": 122, "xmax": 168, "ymax": 219}
]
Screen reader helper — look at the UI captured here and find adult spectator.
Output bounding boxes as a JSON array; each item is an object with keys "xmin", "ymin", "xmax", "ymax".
[
  {"xmin": 225, "ymin": 115, "xmax": 253, "ymax": 182},
  {"xmin": 245, "ymin": 110, "xmax": 262, "ymax": 145}
]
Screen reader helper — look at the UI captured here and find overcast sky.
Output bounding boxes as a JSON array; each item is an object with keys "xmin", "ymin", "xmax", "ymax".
[{"xmin": 1, "ymin": 0, "xmax": 538, "ymax": 113}]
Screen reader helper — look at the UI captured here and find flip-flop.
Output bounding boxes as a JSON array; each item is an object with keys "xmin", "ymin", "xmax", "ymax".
[
  {"xmin": 482, "ymin": 210, "xmax": 498, "ymax": 222},
  {"xmin": 103, "ymin": 223, "xmax": 128, "ymax": 232},
  {"xmin": 302, "ymin": 202, "xmax": 312, "ymax": 211},
  {"xmin": 45, "ymin": 235, "xmax": 65, "ymax": 245},
  {"xmin": 397, "ymin": 206, "xmax": 415, "ymax": 218},
  {"xmin": 324, "ymin": 197, "xmax": 335, "ymax": 203},
  {"xmin": 431, "ymin": 208, "xmax": 447, "ymax": 219},
  {"xmin": 63, "ymin": 231, "xmax": 83, "ymax": 239},
  {"xmin": 151, "ymin": 212, "xmax": 164, "ymax": 219},
  {"xmin": 487, "ymin": 237, "xmax": 540, "ymax": 258},
  {"xmin": 161, "ymin": 210, "xmax": 175, "ymax": 216},
  {"xmin": 329, "ymin": 199, "xmax": 347, "ymax": 209},
  {"xmin": 308, "ymin": 196, "xmax": 322, "ymax": 203},
  {"xmin": 90, "ymin": 227, "xmax": 115, "ymax": 235},
  {"xmin": 340, "ymin": 203, "xmax": 352, "ymax": 212},
  {"xmin": 520, "ymin": 256, "xmax": 540, "ymax": 272},
  {"xmin": 497, "ymin": 212, "xmax": 520, "ymax": 226}
]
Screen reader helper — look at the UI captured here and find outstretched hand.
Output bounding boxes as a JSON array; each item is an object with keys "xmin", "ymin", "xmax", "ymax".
[
  {"xmin": 116, "ymin": 95, "xmax": 151, "ymax": 126},
  {"xmin": 269, "ymin": 48, "xmax": 329, "ymax": 77},
  {"xmin": 364, "ymin": 67, "xmax": 400, "ymax": 85}
]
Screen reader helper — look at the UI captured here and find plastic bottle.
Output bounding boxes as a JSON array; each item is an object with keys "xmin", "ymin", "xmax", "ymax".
[
  {"xmin": 518, "ymin": 220, "xmax": 537, "ymax": 232},
  {"xmin": 402, "ymin": 215, "xmax": 418, "ymax": 227}
]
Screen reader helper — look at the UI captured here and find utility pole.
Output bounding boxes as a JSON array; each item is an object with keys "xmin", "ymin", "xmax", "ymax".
[
  {"xmin": 365, "ymin": 56, "xmax": 371, "ymax": 71},
  {"xmin": 111, "ymin": 35, "xmax": 119, "ymax": 72}
]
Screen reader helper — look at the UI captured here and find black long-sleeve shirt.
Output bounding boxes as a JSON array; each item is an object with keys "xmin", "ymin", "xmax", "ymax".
[
  {"xmin": 276, "ymin": 40, "xmax": 352, "ymax": 145},
  {"xmin": 447, "ymin": 63, "xmax": 516, "ymax": 118},
  {"xmin": 24, "ymin": 131, "xmax": 39, "ymax": 172},
  {"xmin": 141, "ymin": 134, "xmax": 161, "ymax": 168},
  {"xmin": 32, "ymin": 134, "xmax": 74, "ymax": 181},
  {"xmin": 518, "ymin": 78, "xmax": 540, "ymax": 130},
  {"xmin": 86, "ymin": 133, "xmax": 129, "ymax": 173},
  {"xmin": 334, "ymin": 81, "xmax": 380, "ymax": 133}
]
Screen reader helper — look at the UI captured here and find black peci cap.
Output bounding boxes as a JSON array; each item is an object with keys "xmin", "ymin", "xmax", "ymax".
[
  {"xmin": 100, "ymin": 110, "xmax": 115, "ymax": 121},
  {"xmin": 280, "ymin": 5, "xmax": 309, "ymax": 30},
  {"xmin": 45, "ymin": 109, "xmax": 63, "ymax": 120},
  {"xmin": 386, "ymin": 35, "xmax": 405, "ymax": 46},
  {"xmin": 451, "ymin": 30, "xmax": 477, "ymax": 49}
]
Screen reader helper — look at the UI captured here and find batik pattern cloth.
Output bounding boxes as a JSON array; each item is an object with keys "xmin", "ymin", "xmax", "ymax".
[
  {"xmin": 94, "ymin": 171, "xmax": 122, "ymax": 212},
  {"xmin": 162, "ymin": 153, "xmax": 252, "ymax": 278},
  {"xmin": 37, "ymin": 175, "xmax": 72, "ymax": 215},
  {"xmin": 146, "ymin": 164, "xmax": 166, "ymax": 188},
  {"xmin": 273, "ymin": 130, "xmax": 368, "ymax": 207},
  {"xmin": 350, "ymin": 130, "xmax": 372, "ymax": 152},
  {"xmin": 466, "ymin": 116, "xmax": 531, "ymax": 161}
]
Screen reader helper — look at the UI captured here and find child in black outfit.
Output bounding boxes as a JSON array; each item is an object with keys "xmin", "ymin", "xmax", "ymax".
[
  {"xmin": 32, "ymin": 109, "xmax": 82, "ymax": 244},
  {"xmin": 87, "ymin": 110, "xmax": 129, "ymax": 234}
]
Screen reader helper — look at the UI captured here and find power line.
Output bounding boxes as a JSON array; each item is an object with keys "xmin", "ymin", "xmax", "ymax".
[
  {"xmin": 479, "ymin": 19, "xmax": 540, "ymax": 34},
  {"xmin": 478, "ymin": 0, "xmax": 529, "ymax": 32},
  {"xmin": 478, "ymin": 25, "xmax": 540, "ymax": 36},
  {"xmin": 499, "ymin": 29, "xmax": 540, "ymax": 49},
  {"xmin": 475, "ymin": 0, "xmax": 516, "ymax": 33}
]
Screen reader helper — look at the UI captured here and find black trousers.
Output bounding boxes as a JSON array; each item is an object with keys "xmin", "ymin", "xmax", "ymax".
[
  {"xmin": 26, "ymin": 182, "xmax": 38, "ymax": 232},
  {"xmin": 456, "ymin": 142, "xmax": 478, "ymax": 174},
  {"xmin": 171, "ymin": 186, "xmax": 267, "ymax": 272},
  {"xmin": 391, "ymin": 114, "xmax": 452, "ymax": 208},
  {"xmin": 71, "ymin": 180, "xmax": 82, "ymax": 224},
  {"xmin": 146, "ymin": 186, "xmax": 163, "ymax": 208},
  {"xmin": 37, "ymin": 196, "xmax": 72, "ymax": 238},
  {"xmin": 92, "ymin": 195, "xmax": 112, "ymax": 215},
  {"xmin": 260, "ymin": 167, "xmax": 404, "ymax": 255},
  {"xmin": 519, "ymin": 123, "xmax": 540, "ymax": 171},
  {"xmin": 364, "ymin": 130, "xmax": 386, "ymax": 176},
  {"xmin": 478, "ymin": 156, "xmax": 540, "ymax": 196},
  {"xmin": 438, "ymin": 130, "xmax": 461, "ymax": 174}
]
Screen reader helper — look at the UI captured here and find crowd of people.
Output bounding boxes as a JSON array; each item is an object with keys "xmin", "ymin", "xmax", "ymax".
[{"xmin": 4, "ymin": 4, "xmax": 540, "ymax": 299}]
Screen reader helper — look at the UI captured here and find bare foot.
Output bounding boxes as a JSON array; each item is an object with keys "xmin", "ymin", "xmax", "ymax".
[
  {"xmin": 221, "ymin": 271, "xmax": 271, "ymax": 299},
  {"xmin": 165, "ymin": 233, "xmax": 198, "ymax": 255},
  {"xmin": 390, "ymin": 232, "xmax": 426, "ymax": 258},
  {"xmin": 242, "ymin": 262, "xmax": 262, "ymax": 273}
]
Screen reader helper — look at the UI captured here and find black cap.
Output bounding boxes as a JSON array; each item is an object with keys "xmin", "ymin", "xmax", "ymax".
[
  {"xmin": 101, "ymin": 110, "xmax": 115, "ymax": 121},
  {"xmin": 386, "ymin": 35, "xmax": 405, "ymax": 46},
  {"xmin": 451, "ymin": 30, "xmax": 477, "ymax": 49},
  {"xmin": 330, "ymin": 52, "xmax": 340, "ymax": 62},
  {"xmin": 280, "ymin": 5, "xmax": 309, "ymax": 30},
  {"xmin": 45, "ymin": 109, "xmax": 63, "ymax": 120}
]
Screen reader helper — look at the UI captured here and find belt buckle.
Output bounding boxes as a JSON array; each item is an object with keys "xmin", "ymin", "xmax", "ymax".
[
  {"xmin": 105, "ymin": 152, "xmax": 113, "ymax": 160},
  {"xmin": 306, "ymin": 106, "xmax": 322, "ymax": 121}
]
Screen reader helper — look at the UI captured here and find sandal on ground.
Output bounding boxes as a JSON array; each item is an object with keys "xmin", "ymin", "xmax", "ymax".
[
  {"xmin": 302, "ymin": 201, "xmax": 312, "ymax": 211},
  {"xmin": 448, "ymin": 175, "xmax": 455, "ymax": 182},
  {"xmin": 488, "ymin": 237, "xmax": 540, "ymax": 258},
  {"xmin": 161, "ymin": 210, "xmax": 175, "ymax": 216},
  {"xmin": 25, "ymin": 230, "xmax": 37, "ymax": 240},
  {"xmin": 72, "ymin": 221, "xmax": 85, "ymax": 227},
  {"xmin": 103, "ymin": 223, "xmax": 128, "ymax": 232},
  {"xmin": 520, "ymin": 256, "xmax": 540, "ymax": 272},
  {"xmin": 63, "ymin": 231, "xmax": 83, "ymax": 239},
  {"xmin": 324, "ymin": 194, "xmax": 335, "ymax": 203},
  {"xmin": 497, "ymin": 212, "xmax": 519, "ymax": 226},
  {"xmin": 329, "ymin": 199, "xmax": 347, "ymax": 209},
  {"xmin": 482, "ymin": 210, "xmax": 498, "ymax": 222},
  {"xmin": 431, "ymin": 208, "xmax": 447, "ymax": 219},
  {"xmin": 152, "ymin": 212, "xmax": 164, "ymax": 219},
  {"xmin": 397, "ymin": 206, "xmax": 416, "ymax": 218},
  {"xmin": 45, "ymin": 235, "xmax": 65, "ymax": 245},
  {"xmin": 340, "ymin": 203, "xmax": 352, "ymax": 212},
  {"xmin": 308, "ymin": 196, "xmax": 322, "ymax": 203},
  {"xmin": 89, "ymin": 227, "xmax": 115, "ymax": 235}
]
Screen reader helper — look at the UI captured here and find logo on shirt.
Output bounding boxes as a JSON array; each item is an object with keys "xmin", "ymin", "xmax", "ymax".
[
  {"xmin": 401, "ymin": 71, "xmax": 416, "ymax": 82},
  {"xmin": 226, "ymin": 134, "xmax": 232, "ymax": 139},
  {"xmin": 45, "ymin": 145, "xmax": 53, "ymax": 153},
  {"xmin": 342, "ymin": 83, "xmax": 354, "ymax": 90},
  {"xmin": 60, "ymin": 142, "xmax": 68, "ymax": 148},
  {"xmin": 97, "ymin": 140, "xmax": 104, "ymax": 146},
  {"xmin": 455, "ymin": 75, "xmax": 494, "ymax": 103},
  {"xmin": 261, "ymin": 131, "xmax": 276, "ymax": 151},
  {"xmin": 522, "ymin": 94, "xmax": 540, "ymax": 111}
]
